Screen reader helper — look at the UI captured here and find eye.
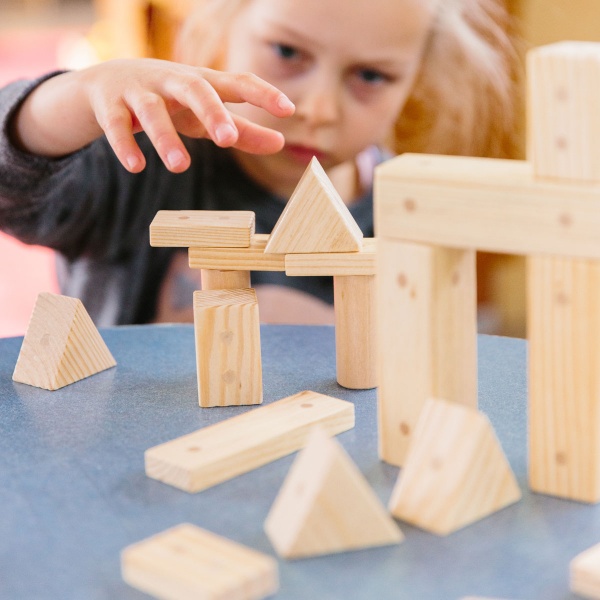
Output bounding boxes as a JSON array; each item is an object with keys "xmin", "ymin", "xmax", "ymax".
[
  {"xmin": 272, "ymin": 43, "xmax": 300, "ymax": 61},
  {"xmin": 356, "ymin": 68, "xmax": 391, "ymax": 85}
]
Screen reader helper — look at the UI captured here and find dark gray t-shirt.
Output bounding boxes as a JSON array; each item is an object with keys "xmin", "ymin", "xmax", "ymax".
[{"xmin": 0, "ymin": 74, "xmax": 378, "ymax": 326}]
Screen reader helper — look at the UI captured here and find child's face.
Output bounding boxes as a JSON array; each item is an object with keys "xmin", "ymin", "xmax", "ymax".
[{"xmin": 225, "ymin": 0, "xmax": 435, "ymax": 196}]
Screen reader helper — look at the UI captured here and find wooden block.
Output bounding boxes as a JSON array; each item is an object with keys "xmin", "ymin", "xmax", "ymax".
[
  {"xmin": 571, "ymin": 541, "xmax": 600, "ymax": 599},
  {"xmin": 388, "ymin": 398, "xmax": 521, "ymax": 536},
  {"xmin": 200, "ymin": 269, "xmax": 251, "ymax": 290},
  {"xmin": 376, "ymin": 239, "xmax": 477, "ymax": 466},
  {"xmin": 264, "ymin": 157, "xmax": 363, "ymax": 254},
  {"xmin": 145, "ymin": 391, "xmax": 355, "ymax": 493},
  {"xmin": 265, "ymin": 428, "xmax": 403, "ymax": 559},
  {"xmin": 528, "ymin": 42, "xmax": 600, "ymax": 182},
  {"xmin": 333, "ymin": 275, "xmax": 376, "ymax": 389},
  {"xmin": 121, "ymin": 523, "xmax": 278, "ymax": 600},
  {"xmin": 527, "ymin": 42, "xmax": 600, "ymax": 503},
  {"xmin": 12, "ymin": 292, "xmax": 116, "ymax": 391},
  {"xmin": 189, "ymin": 234, "xmax": 286, "ymax": 271},
  {"xmin": 193, "ymin": 289, "xmax": 262, "ymax": 407},
  {"xmin": 375, "ymin": 153, "xmax": 600, "ymax": 260},
  {"xmin": 150, "ymin": 210, "xmax": 255, "ymax": 248},
  {"xmin": 285, "ymin": 238, "xmax": 377, "ymax": 276}
]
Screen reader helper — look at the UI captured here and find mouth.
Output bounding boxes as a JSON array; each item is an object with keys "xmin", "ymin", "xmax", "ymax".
[{"xmin": 284, "ymin": 144, "xmax": 328, "ymax": 164}]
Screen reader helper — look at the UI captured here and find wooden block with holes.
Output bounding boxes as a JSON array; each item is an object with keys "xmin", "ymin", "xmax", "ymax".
[
  {"xmin": 149, "ymin": 210, "xmax": 255, "ymax": 248},
  {"xmin": 193, "ymin": 288, "xmax": 262, "ymax": 407},
  {"xmin": 571, "ymin": 541, "xmax": 600, "ymax": 599},
  {"xmin": 121, "ymin": 523, "xmax": 278, "ymax": 600},
  {"xmin": 264, "ymin": 157, "xmax": 363, "ymax": 254},
  {"xmin": 527, "ymin": 42, "xmax": 600, "ymax": 503},
  {"xmin": 265, "ymin": 428, "xmax": 403, "ymax": 559},
  {"xmin": 145, "ymin": 390, "xmax": 355, "ymax": 493},
  {"xmin": 12, "ymin": 292, "xmax": 116, "ymax": 391},
  {"xmin": 388, "ymin": 398, "xmax": 521, "ymax": 535}
]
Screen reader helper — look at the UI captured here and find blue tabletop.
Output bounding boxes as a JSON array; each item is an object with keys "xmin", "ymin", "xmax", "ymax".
[{"xmin": 0, "ymin": 324, "xmax": 597, "ymax": 600}]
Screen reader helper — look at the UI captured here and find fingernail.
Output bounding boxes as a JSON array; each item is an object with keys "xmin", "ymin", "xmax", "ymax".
[
  {"xmin": 167, "ymin": 149, "xmax": 185, "ymax": 169},
  {"xmin": 126, "ymin": 155, "xmax": 140, "ymax": 171},
  {"xmin": 215, "ymin": 123, "xmax": 237, "ymax": 145},
  {"xmin": 277, "ymin": 95, "xmax": 295, "ymax": 112}
]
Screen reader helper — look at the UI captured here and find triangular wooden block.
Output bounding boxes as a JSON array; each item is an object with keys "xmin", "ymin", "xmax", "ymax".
[
  {"xmin": 264, "ymin": 157, "xmax": 363, "ymax": 254},
  {"xmin": 264, "ymin": 428, "xmax": 403, "ymax": 558},
  {"xmin": 388, "ymin": 398, "xmax": 521, "ymax": 536},
  {"xmin": 13, "ymin": 292, "xmax": 116, "ymax": 391}
]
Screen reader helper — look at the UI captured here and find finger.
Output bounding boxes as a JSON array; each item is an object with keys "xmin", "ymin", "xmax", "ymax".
[
  {"xmin": 126, "ymin": 91, "xmax": 191, "ymax": 173},
  {"xmin": 230, "ymin": 114, "xmax": 286, "ymax": 154},
  {"xmin": 95, "ymin": 101, "xmax": 146, "ymax": 173}
]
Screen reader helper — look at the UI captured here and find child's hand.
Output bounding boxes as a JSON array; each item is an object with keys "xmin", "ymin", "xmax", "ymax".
[{"xmin": 12, "ymin": 59, "xmax": 295, "ymax": 173}]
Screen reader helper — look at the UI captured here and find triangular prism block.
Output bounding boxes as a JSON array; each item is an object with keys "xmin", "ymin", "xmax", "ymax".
[
  {"xmin": 264, "ymin": 157, "xmax": 363, "ymax": 254},
  {"xmin": 13, "ymin": 292, "xmax": 116, "ymax": 391},
  {"xmin": 264, "ymin": 428, "xmax": 403, "ymax": 558},
  {"xmin": 388, "ymin": 398, "xmax": 521, "ymax": 536}
]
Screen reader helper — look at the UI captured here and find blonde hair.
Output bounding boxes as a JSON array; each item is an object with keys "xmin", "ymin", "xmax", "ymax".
[{"xmin": 177, "ymin": 0, "xmax": 522, "ymax": 159}]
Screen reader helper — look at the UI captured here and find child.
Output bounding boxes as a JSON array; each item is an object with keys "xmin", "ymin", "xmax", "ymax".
[{"xmin": 0, "ymin": 0, "xmax": 519, "ymax": 327}]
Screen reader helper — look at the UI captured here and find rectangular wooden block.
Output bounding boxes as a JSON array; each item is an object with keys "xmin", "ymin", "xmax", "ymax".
[
  {"xmin": 375, "ymin": 153, "xmax": 600, "ymax": 260},
  {"xmin": 121, "ymin": 523, "xmax": 278, "ymax": 600},
  {"xmin": 150, "ymin": 210, "xmax": 255, "ymax": 248},
  {"xmin": 285, "ymin": 238, "xmax": 377, "ymax": 276},
  {"xmin": 189, "ymin": 234, "xmax": 286, "ymax": 271},
  {"xmin": 571, "ymin": 541, "xmax": 600, "ymax": 599},
  {"xmin": 145, "ymin": 391, "xmax": 355, "ymax": 493},
  {"xmin": 193, "ymin": 288, "xmax": 262, "ymax": 407}
]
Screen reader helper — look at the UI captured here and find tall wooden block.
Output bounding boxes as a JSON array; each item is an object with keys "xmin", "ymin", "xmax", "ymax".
[
  {"xmin": 571, "ymin": 541, "xmax": 600, "ymax": 599},
  {"xmin": 388, "ymin": 398, "xmax": 521, "ymax": 536},
  {"xmin": 121, "ymin": 523, "xmax": 278, "ymax": 600},
  {"xmin": 145, "ymin": 391, "xmax": 355, "ymax": 493},
  {"xmin": 265, "ymin": 428, "xmax": 403, "ymax": 559},
  {"xmin": 193, "ymin": 288, "xmax": 262, "ymax": 407},
  {"xmin": 376, "ymin": 238, "xmax": 477, "ymax": 466},
  {"xmin": 12, "ymin": 292, "xmax": 116, "ymax": 391},
  {"xmin": 200, "ymin": 269, "xmax": 251, "ymax": 290},
  {"xmin": 527, "ymin": 42, "xmax": 600, "ymax": 502},
  {"xmin": 264, "ymin": 157, "xmax": 363, "ymax": 254},
  {"xmin": 333, "ymin": 275, "xmax": 377, "ymax": 389}
]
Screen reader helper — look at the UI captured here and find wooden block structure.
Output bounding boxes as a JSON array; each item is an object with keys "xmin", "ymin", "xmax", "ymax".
[
  {"xmin": 571, "ymin": 541, "xmax": 600, "ymax": 599},
  {"xmin": 121, "ymin": 523, "xmax": 278, "ymax": 600},
  {"xmin": 193, "ymin": 288, "xmax": 262, "ymax": 407},
  {"xmin": 375, "ymin": 41, "xmax": 600, "ymax": 503},
  {"xmin": 265, "ymin": 428, "xmax": 403, "ymax": 559},
  {"xmin": 12, "ymin": 292, "xmax": 116, "ymax": 391},
  {"xmin": 387, "ymin": 398, "xmax": 520, "ymax": 535},
  {"xmin": 145, "ymin": 390, "xmax": 355, "ymax": 493}
]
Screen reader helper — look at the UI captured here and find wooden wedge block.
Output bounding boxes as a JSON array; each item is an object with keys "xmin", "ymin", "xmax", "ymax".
[
  {"xmin": 571, "ymin": 541, "xmax": 600, "ymax": 599},
  {"xmin": 145, "ymin": 391, "xmax": 355, "ymax": 493},
  {"xmin": 285, "ymin": 238, "xmax": 377, "ymax": 276},
  {"xmin": 264, "ymin": 157, "xmax": 363, "ymax": 254},
  {"xmin": 150, "ymin": 210, "xmax": 255, "ymax": 248},
  {"xmin": 388, "ymin": 398, "xmax": 521, "ymax": 535},
  {"xmin": 265, "ymin": 428, "xmax": 403, "ymax": 559},
  {"xmin": 121, "ymin": 523, "xmax": 278, "ymax": 600},
  {"xmin": 189, "ymin": 234, "xmax": 286, "ymax": 271},
  {"xmin": 193, "ymin": 289, "xmax": 262, "ymax": 407},
  {"xmin": 12, "ymin": 292, "xmax": 116, "ymax": 391}
]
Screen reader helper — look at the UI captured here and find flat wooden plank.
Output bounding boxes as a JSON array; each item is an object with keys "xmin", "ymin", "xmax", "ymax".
[
  {"xmin": 189, "ymin": 234, "xmax": 286, "ymax": 271},
  {"xmin": 285, "ymin": 238, "xmax": 376, "ymax": 276},
  {"xmin": 121, "ymin": 523, "xmax": 278, "ymax": 600},
  {"xmin": 374, "ymin": 153, "xmax": 600, "ymax": 259},
  {"xmin": 145, "ymin": 391, "xmax": 355, "ymax": 493},
  {"xmin": 150, "ymin": 210, "xmax": 255, "ymax": 248}
]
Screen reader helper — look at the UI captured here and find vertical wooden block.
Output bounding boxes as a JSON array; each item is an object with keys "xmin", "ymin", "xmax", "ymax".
[
  {"xmin": 200, "ymin": 269, "xmax": 251, "ymax": 290},
  {"xmin": 571, "ymin": 541, "xmax": 600, "ymax": 599},
  {"xmin": 193, "ymin": 288, "xmax": 262, "ymax": 407},
  {"xmin": 12, "ymin": 292, "xmax": 116, "ymax": 391},
  {"xmin": 527, "ymin": 42, "xmax": 600, "ymax": 502},
  {"xmin": 333, "ymin": 275, "xmax": 377, "ymax": 390},
  {"xmin": 264, "ymin": 157, "xmax": 363, "ymax": 254},
  {"xmin": 121, "ymin": 523, "xmax": 278, "ymax": 600},
  {"xmin": 376, "ymin": 239, "xmax": 477, "ymax": 466},
  {"xmin": 388, "ymin": 398, "xmax": 521, "ymax": 536},
  {"xmin": 265, "ymin": 428, "xmax": 403, "ymax": 559}
]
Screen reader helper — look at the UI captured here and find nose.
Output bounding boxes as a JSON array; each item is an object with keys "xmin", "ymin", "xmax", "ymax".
[{"xmin": 294, "ymin": 75, "xmax": 341, "ymax": 128}]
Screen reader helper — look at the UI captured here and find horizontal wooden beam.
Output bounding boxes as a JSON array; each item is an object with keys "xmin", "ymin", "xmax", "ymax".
[{"xmin": 375, "ymin": 153, "xmax": 600, "ymax": 259}]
